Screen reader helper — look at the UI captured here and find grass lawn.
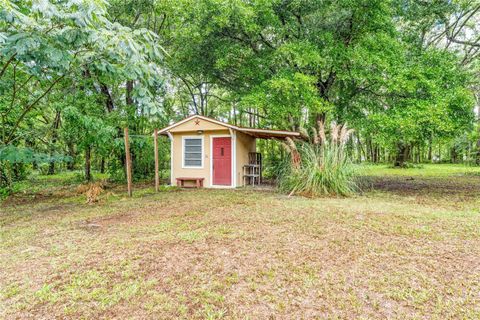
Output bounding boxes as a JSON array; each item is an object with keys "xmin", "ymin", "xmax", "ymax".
[{"xmin": 1, "ymin": 164, "xmax": 480, "ymax": 319}]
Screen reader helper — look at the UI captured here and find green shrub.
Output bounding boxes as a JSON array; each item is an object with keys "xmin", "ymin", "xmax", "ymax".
[
  {"xmin": 38, "ymin": 163, "xmax": 50, "ymax": 175},
  {"xmin": 108, "ymin": 136, "xmax": 170, "ymax": 182},
  {"xmin": 0, "ymin": 182, "xmax": 22, "ymax": 201},
  {"xmin": 277, "ymin": 122, "xmax": 359, "ymax": 197}
]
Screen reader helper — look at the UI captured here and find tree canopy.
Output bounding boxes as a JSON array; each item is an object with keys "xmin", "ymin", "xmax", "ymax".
[{"xmin": 0, "ymin": 0, "xmax": 479, "ymax": 187}]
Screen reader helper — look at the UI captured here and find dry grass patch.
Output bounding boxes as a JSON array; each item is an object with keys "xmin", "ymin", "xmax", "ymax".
[{"xmin": 1, "ymin": 168, "xmax": 480, "ymax": 318}]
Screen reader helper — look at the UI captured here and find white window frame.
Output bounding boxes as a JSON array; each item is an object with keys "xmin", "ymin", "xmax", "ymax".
[{"xmin": 182, "ymin": 135, "xmax": 204, "ymax": 169}]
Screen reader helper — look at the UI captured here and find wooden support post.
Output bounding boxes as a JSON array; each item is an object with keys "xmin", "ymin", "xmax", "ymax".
[
  {"xmin": 154, "ymin": 128, "xmax": 159, "ymax": 192},
  {"xmin": 124, "ymin": 127, "xmax": 132, "ymax": 197}
]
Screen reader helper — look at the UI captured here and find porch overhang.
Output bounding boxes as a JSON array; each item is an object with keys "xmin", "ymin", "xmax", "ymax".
[{"xmin": 237, "ymin": 127, "xmax": 300, "ymax": 140}]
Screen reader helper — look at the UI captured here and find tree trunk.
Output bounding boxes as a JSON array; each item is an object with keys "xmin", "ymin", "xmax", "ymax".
[
  {"xmin": 450, "ymin": 147, "xmax": 458, "ymax": 163},
  {"xmin": 476, "ymin": 140, "xmax": 480, "ymax": 165},
  {"xmin": 100, "ymin": 157, "xmax": 105, "ymax": 174},
  {"xmin": 428, "ymin": 139, "xmax": 433, "ymax": 162},
  {"xmin": 100, "ymin": 83, "xmax": 114, "ymax": 112},
  {"xmin": 25, "ymin": 138, "xmax": 38, "ymax": 170},
  {"xmin": 476, "ymin": 125, "xmax": 480, "ymax": 165},
  {"xmin": 48, "ymin": 162, "xmax": 55, "ymax": 175},
  {"xmin": 126, "ymin": 80, "xmax": 134, "ymax": 106},
  {"xmin": 366, "ymin": 138, "xmax": 372, "ymax": 162},
  {"xmin": 394, "ymin": 142, "xmax": 409, "ymax": 167},
  {"xmin": 85, "ymin": 146, "xmax": 92, "ymax": 181},
  {"xmin": 67, "ymin": 142, "xmax": 75, "ymax": 170},
  {"xmin": 233, "ymin": 103, "xmax": 237, "ymax": 126},
  {"xmin": 356, "ymin": 135, "xmax": 362, "ymax": 163},
  {"xmin": 0, "ymin": 162, "xmax": 7, "ymax": 187},
  {"xmin": 373, "ymin": 145, "xmax": 379, "ymax": 163},
  {"xmin": 47, "ymin": 110, "xmax": 61, "ymax": 175}
]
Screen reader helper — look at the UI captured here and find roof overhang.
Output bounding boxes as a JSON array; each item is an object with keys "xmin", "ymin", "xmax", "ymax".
[
  {"xmin": 237, "ymin": 127, "xmax": 300, "ymax": 139},
  {"xmin": 158, "ymin": 115, "xmax": 300, "ymax": 140}
]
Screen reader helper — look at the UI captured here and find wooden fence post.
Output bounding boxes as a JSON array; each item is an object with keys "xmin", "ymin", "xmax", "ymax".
[
  {"xmin": 154, "ymin": 128, "xmax": 159, "ymax": 192},
  {"xmin": 124, "ymin": 127, "xmax": 132, "ymax": 197}
]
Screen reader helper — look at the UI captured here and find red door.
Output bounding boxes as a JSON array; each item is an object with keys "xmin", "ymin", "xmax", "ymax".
[{"xmin": 212, "ymin": 137, "xmax": 232, "ymax": 185}]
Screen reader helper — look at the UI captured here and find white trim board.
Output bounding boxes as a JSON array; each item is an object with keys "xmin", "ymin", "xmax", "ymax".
[
  {"xmin": 209, "ymin": 134, "xmax": 235, "ymax": 188},
  {"xmin": 229, "ymin": 128, "xmax": 237, "ymax": 187}
]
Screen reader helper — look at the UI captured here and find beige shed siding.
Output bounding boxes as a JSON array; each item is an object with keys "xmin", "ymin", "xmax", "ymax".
[
  {"xmin": 170, "ymin": 130, "xmax": 231, "ymax": 187},
  {"xmin": 235, "ymin": 131, "xmax": 256, "ymax": 187},
  {"xmin": 168, "ymin": 117, "xmax": 257, "ymax": 188}
]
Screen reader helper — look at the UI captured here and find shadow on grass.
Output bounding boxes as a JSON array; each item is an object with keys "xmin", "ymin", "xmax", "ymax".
[{"xmin": 359, "ymin": 174, "xmax": 480, "ymax": 199}]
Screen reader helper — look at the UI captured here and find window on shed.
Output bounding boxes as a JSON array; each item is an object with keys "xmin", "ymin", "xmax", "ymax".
[{"xmin": 183, "ymin": 138, "xmax": 202, "ymax": 167}]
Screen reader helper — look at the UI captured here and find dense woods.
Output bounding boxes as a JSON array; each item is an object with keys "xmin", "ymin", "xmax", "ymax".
[{"xmin": 1, "ymin": 0, "xmax": 479, "ymax": 191}]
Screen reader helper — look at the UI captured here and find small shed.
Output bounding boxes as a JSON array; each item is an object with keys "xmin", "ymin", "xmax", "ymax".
[{"xmin": 159, "ymin": 115, "xmax": 300, "ymax": 188}]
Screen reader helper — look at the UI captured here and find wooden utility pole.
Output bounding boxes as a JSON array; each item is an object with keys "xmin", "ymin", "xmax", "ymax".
[
  {"xmin": 154, "ymin": 128, "xmax": 159, "ymax": 192},
  {"xmin": 124, "ymin": 127, "xmax": 133, "ymax": 197}
]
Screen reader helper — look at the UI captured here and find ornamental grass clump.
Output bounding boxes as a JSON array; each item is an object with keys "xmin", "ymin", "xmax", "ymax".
[{"xmin": 278, "ymin": 121, "xmax": 358, "ymax": 197}]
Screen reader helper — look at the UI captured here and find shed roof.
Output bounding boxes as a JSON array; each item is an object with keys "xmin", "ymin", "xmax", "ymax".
[{"xmin": 159, "ymin": 115, "xmax": 300, "ymax": 139}]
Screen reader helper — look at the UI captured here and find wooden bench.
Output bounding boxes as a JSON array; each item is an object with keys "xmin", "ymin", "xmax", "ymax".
[{"xmin": 176, "ymin": 177, "xmax": 204, "ymax": 188}]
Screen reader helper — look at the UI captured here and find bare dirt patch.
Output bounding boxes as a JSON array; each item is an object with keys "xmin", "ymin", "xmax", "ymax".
[{"xmin": 364, "ymin": 175, "xmax": 480, "ymax": 196}]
